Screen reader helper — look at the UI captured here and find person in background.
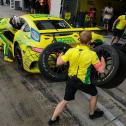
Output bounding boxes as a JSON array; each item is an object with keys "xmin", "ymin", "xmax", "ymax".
[
  {"xmin": 24, "ymin": 0, "xmax": 30, "ymax": 11},
  {"xmin": 103, "ymin": 3, "xmax": 113, "ymax": 30},
  {"xmin": 29, "ymin": 0, "xmax": 36, "ymax": 13},
  {"xmin": 44, "ymin": 0, "xmax": 49, "ymax": 14},
  {"xmin": 0, "ymin": 0, "xmax": 4, "ymax": 5},
  {"xmin": 0, "ymin": 16, "xmax": 22, "ymax": 62},
  {"xmin": 48, "ymin": 31, "xmax": 106, "ymax": 125},
  {"xmin": 64, "ymin": 6, "xmax": 71, "ymax": 23},
  {"xmin": 6, "ymin": 0, "xmax": 9, "ymax": 5},
  {"xmin": 84, "ymin": 11, "xmax": 90, "ymax": 27},
  {"xmin": 88, "ymin": 5, "xmax": 96, "ymax": 27},
  {"xmin": 111, "ymin": 13, "xmax": 126, "ymax": 44}
]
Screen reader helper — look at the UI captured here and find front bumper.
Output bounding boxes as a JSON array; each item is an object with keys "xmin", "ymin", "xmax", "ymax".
[{"xmin": 22, "ymin": 47, "xmax": 40, "ymax": 73}]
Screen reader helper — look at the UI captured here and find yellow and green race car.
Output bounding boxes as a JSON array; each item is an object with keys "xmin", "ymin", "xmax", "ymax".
[{"xmin": 0, "ymin": 14, "xmax": 104, "ymax": 80}]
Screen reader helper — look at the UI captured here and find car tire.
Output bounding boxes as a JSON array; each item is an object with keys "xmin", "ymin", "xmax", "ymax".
[
  {"xmin": 91, "ymin": 39, "xmax": 103, "ymax": 48},
  {"xmin": 39, "ymin": 42, "xmax": 71, "ymax": 81},
  {"xmin": 112, "ymin": 43, "xmax": 126, "ymax": 54},
  {"xmin": 91, "ymin": 45, "xmax": 119, "ymax": 88},
  {"xmin": 101, "ymin": 44, "xmax": 126, "ymax": 89},
  {"xmin": 14, "ymin": 44, "xmax": 23, "ymax": 70}
]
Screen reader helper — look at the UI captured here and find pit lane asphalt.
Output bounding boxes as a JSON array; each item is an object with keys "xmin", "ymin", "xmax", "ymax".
[
  {"xmin": 0, "ymin": 52, "xmax": 78, "ymax": 126},
  {"xmin": 1, "ymin": 51, "xmax": 126, "ymax": 126}
]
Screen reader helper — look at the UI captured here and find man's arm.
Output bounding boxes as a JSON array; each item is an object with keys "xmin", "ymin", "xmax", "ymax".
[
  {"xmin": 56, "ymin": 52, "xmax": 66, "ymax": 66},
  {"xmin": 112, "ymin": 18, "xmax": 120, "ymax": 30},
  {"xmin": 93, "ymin": 56, "xmax": 106, "ymax": 73}
]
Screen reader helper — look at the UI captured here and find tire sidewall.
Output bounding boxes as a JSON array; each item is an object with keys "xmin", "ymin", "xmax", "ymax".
[
  {"xmin": 92, "ymin": 45, "xmax": 119, "ymax": 87},
  {"xmin": 39, "ymin": 42, "xmax": 71, "ymax": 81}
]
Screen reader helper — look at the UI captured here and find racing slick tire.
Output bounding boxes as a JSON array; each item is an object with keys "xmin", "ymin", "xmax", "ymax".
[
  {"xmin": 39, "ymin": 42, "xmax": 71, "ymax": 81},
  {"xmin": 90, "ymin": 39, "xmax": 104, "ymax": 48},
  {"xmin": 101, "ymin": 44, "xmax": 126, "ymax": 89},
  {"xmin": 91, "ymin": 44, "xmax": 119, "ymax": 88},
  {"xmin": 14, "ymin": 44, "xmax": 23, "ymax": 70},
  {"xmin": 112, "ymin": 43, "xmax": 126, "ymax": 54}
]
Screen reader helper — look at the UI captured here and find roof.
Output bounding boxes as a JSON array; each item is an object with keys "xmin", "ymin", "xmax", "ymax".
[{"xmin": 21, "ymin": 14, "xmax": 62, "ymax": 21}]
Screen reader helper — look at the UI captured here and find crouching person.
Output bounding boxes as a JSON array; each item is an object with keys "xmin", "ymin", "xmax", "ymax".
[{"xmin": 0, "ymin": 16, "xmax": 21, "ymax": 62}]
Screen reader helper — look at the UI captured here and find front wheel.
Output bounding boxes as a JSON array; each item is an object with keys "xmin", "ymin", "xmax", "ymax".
[{"xmin": 14, "ymin": 44, "xmax": 23, "ymax": 70}]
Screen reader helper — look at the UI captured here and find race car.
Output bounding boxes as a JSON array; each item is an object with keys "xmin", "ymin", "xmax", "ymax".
[{"xmin": 0, "ymin": 14, "xmax": 104, "ymax": 74}]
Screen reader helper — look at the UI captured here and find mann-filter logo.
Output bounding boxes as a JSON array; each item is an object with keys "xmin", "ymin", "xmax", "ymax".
[{"xmin": 56, "ymin": 37, "xmax": 76, "ymax": 43}]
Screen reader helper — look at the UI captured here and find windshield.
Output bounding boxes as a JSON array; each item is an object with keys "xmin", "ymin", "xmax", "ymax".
[{"xmin": 34, "ymin": 20, "xmax": 70, "ymax": 30}]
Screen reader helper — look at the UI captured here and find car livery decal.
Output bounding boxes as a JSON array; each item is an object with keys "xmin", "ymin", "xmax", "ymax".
[
  {"xmin": 56, "ymin": 37, "xmax": 76, "ymax": 44},
  {"xmin": 30, "ymin": 14, "xmax": 51, "ymax": 18},
  {"xmin": 31, "ymin": 28, "xmax": 40, "ymax": 42}
]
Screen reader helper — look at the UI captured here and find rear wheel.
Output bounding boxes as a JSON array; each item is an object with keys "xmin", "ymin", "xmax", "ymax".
[{"xmin": 39, "ymin": 42, "xmax": 71, "ymax": 81}]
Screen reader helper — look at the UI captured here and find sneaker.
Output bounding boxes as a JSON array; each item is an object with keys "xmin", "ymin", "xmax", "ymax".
[
  {"xmin": 4, "ymin": 56, "xmax": 13, "ymax": 62},
  {"xmin": 89, "ymin": 109, "xmax": 104, "ymax": 119},
  {"xmin": 48, "ymin": 116, "xmax": 60, "ymax": 125}
]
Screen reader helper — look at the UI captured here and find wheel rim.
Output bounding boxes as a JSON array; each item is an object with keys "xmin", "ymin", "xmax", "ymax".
[
  {"xmin": 45, "ymin": 45, "xmax": 70, "ymax": 78},
  {"xmin": 91, "ymin": 48, "xmax": 113, "ymax": 85}
]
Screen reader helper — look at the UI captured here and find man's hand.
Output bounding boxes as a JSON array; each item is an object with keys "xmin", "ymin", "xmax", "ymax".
[
  {"xmin": 56, "ymin": 52, "xmax": 65, "ymax": 66},
  {"xmin": 101, "ymin": 56, "xmax": 106, "ymax": 69},
  {"xmin": 93, "ymin": 56, "xmax": 106, "ymax": 73},
  {"xmin": 58, "ymin": 52, "xmax": 64, "ymax": 57}
]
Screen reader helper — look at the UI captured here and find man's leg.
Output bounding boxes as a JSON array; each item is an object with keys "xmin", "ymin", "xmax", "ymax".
[
  {"xmin": 1, "ymin": 0, "xmax": 4, "ymax": 5},
  {"xmin": 89, "ymin": 95, "xmax": 97, "ymax": 114},
  {"xmin": 3, "ymin": 43, "xmax": 13, "ymax": 62},
  {"xmin": 79, "ymin": 83, "xmax": 104, "ymax": 119},
  {"xmin": 48, "ymin": 78, "xmax": 77, "ymax": 125},
  {"xmin": 111, "ymin": 36, "xmax": 116, "ymax": 44},
  {"xmin": 0, "ymin": 35, "xmax": 13, "ymax": 62},
  {"xmin": 115, "ymin": 36, "xmax": 120, "ymax": 43},
  {"xmin": 89, "ymin": 95, "xmax": 104, "ymax": 119},
  {"xmin": 0, "ymin": 39, "xmax": 3, "ymax": 50},
  {"xmin": 107, "ymin": 23, "xmax": 109, "ymax": 31},
  {"xmin": 51, "ymin": 100, "xmax": 68, "ymax": 121}
]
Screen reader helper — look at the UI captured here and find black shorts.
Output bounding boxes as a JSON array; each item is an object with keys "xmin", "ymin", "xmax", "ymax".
[
  {"xmin": 113, "ymin": 28, "xmax": 124, "ymax": 38},
  {"xmin": 64, "ymin": 76, "xmax": 97, "ymax": 101},
  {"xmin": 103, "ymin": 18, "xmax": 111, "ymax": 24}
]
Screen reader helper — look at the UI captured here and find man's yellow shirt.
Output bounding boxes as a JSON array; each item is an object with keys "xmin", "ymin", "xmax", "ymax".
[
  {"xmin": 116, "ymin": 15, "xmax": 126, "ymax": 30},
  {"xmin": 61, "ymin": 45, "xmax": 99, "ymax": 84}
]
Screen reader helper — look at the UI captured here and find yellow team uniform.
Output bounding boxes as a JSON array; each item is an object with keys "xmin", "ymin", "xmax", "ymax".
[
  {"xmin": 116, "ymin": 15, "xmax": 126, "ymax": 30},
  {"xmin": 61, "ymin": 45, "xmax": 99, "ymax": 84},
  {"xmin": 0, "ymin": 18, "xmax": 13, "ymax": 62}
]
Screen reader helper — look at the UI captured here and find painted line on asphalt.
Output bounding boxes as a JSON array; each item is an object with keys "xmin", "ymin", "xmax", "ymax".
[{"xmin": 85, "ymin": 94, "xmax": 125, "ymax": 126}]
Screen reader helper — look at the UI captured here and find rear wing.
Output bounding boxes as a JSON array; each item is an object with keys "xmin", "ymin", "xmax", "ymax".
[{"xmin": 30, "ymin": 27, "xmax": 103, "ymax": 42}]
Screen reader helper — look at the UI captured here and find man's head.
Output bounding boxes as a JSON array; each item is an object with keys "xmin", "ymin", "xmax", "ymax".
[{"xmin": 79, "ymin": 30, "xmax": 92, "ymax": 45}]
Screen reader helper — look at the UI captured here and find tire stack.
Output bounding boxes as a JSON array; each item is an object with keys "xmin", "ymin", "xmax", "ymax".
[{"xmin": 38, "ymin": 42, "xmax": 126, "ymax": 89}]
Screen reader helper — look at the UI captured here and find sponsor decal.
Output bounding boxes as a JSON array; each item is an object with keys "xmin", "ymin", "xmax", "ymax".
[
  {"xmin": 56, "ymin": 37, "xmax": 76, "ymax": 44},
  {"xmin": 31, "ymin": 28, "xmax": 40, "ymax": 42},
  {"xmin": 30, "ymin": 14, "xmax": 50, "ymax": 18}
]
